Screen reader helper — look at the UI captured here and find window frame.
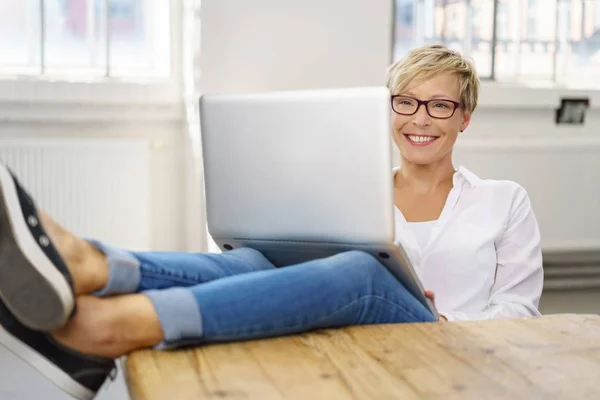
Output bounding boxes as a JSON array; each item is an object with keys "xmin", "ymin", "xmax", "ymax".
[{"xmin": 0, "ymin": 0, "xmax": 182, "ymax": 120}]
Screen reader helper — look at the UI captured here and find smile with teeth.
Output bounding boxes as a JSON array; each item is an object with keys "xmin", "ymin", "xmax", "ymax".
[{"xmin": 405, "ymin": 134, "xmax": 438, "ymax": 144}]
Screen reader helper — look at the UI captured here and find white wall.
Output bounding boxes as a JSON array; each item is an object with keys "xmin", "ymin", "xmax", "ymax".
[{"xmin": 198, "ymin": 0, "xmax": 394, "ymax": 93}]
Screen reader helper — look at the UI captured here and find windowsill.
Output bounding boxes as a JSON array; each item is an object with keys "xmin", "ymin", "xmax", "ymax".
[
  {"xmin": 0, "ymin": 75, "xmax": 181, "ymax": 104},
  {"xmin": 478, "ymin": 80, "xmax": 600, "ymax": 110},
  {"xmin": 0, "ymin": 76, "xmax": 184, "ymax": 122},
  {"xmin": 2, "ymin": 75, "xmax": 599, "ymax": 121}
]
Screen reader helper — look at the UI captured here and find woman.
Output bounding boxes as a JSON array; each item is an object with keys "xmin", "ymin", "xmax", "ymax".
[{"xmin": 0, "ymin": 44, "xmax": 543, "ymax": 400}]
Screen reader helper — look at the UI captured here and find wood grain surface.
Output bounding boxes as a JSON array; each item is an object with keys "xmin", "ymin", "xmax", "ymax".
[{"xmin": 125, "ymin": 314, "xmax": 600, "ymax": 400}]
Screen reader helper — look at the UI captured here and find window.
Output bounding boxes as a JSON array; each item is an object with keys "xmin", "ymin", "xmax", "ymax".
[
  {"xmin": 394, "ymin": 0, "xmax": 416, "ymax": 62},
  {"xmin": 0, "ymin": 0, "xmax": 171, "ymax": 78},
  {"xmin": 393, "ymin": 0, "xmax": 600, "ymax": 87},
  {"xmin": 526, "ymin": 0, "xmax": 537, "ymax": 40}
]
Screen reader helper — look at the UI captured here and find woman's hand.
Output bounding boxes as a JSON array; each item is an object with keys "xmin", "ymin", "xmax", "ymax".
[{"xmin": 424, "ymin": 290, "xmax": 447, "ymax": 321}]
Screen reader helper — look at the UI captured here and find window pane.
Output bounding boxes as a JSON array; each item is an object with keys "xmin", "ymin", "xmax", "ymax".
[
  {"xmin": 393, "ymin": 0, "xmax": 416, "ymax": 61},
  {"xmin": 433, "ymin": 0, "xmax": 493, "ymax": 78},
  {"xmin": 556, "ymin": 0, "xmax": 600, "ymax": 87},
  {"xmin": 0, "ymin": 0, "xmax": 170, "ymax": 77},
  {"xmin": 495, "ymin": 0, "xmax": 558, "ymax": 81},
  {"xmin": 393, "ymin": 0, "xmax": 493, "ymax": 79},
  {"xmin": 435, "ymin": 0, "xmax": 466, "ymax": 51},
  {"xmin": 555, "ymin": 0, "xmax": 574, "ymax": 81},
  {"xmin": 44, "ymin": 0, "xmax": 107, "ymax": 72},
  {"xmin": 494, "ymin": 0, "xmax": 517, "ymax": 77},
  {"xmin": 109, "ymin": 0, "xmax": 171, "ymax": 77},
  {"xmin": 0, "ymin": 0, "xmax": 40, "ymax": 72},
  {"xmin": 469, "ymin": 0, "xmax": 495, "ymax": 78}
]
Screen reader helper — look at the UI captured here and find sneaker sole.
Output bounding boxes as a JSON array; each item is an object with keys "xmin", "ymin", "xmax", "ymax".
[
  {"xmin": 0, "ymin": 165, "xmax": 74, "ymax": 331},
  {"xmin": 0, "ymin": 324, "xmax": 95, "ymax": 400}
]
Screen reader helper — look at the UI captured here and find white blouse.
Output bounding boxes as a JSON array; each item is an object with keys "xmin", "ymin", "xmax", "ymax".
[
  {"xmin": 394, "ymin": 166, "xmax": 544, "ymax": 321},
  {"xmin": 408, "ymin": 220, "xmax": 438, "ymax": 250}
]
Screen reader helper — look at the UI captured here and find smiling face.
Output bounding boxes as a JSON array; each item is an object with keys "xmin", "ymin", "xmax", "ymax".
[
  {"xmin": 386, "ymin": 44, "xmax": 480, "ymax": 168},
  {"xmin": 391, "ymin": 72, "xmax": 471, "ymax": 166}
]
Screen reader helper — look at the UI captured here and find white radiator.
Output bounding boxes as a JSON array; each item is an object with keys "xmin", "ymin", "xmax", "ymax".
[
  {"xmin": 0, "ymin": 139, "xmax": 151, "ymax": 251},
  {"xmin": 454, "ymin": 137, "xmax": 600, "ymax": 253},
  {"xmin": 453, "ymin": 137, "xmax": 600, "ymax": 290}
]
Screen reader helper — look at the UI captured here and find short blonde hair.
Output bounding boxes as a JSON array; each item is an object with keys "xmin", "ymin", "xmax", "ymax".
[{"xmin": 386, "ymin": 44, "xmax": 480, "ymax": 113}]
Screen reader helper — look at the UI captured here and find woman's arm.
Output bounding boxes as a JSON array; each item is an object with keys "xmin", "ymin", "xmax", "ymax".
[{"xmin": 440, "ymin": 187, "xmax": 544, "ymax": 321}]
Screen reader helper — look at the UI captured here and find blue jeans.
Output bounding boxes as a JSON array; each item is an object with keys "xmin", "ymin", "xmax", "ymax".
[{"xmin": 90, "ymin": 244, "xmax": 436, "ymax": 348}]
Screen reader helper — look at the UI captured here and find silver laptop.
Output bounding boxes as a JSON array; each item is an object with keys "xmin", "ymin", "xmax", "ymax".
[{"xmin": 199, "ymin": 87, "xmax": 437, "ymax": 319}]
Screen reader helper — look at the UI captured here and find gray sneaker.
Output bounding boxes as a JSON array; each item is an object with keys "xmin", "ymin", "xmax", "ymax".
[{"xmin": 0, "ymin": 162, "xmax": 76, "ymax": 331}]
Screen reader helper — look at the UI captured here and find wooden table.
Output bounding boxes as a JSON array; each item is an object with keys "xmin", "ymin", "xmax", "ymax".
[{"xmin": 125, "ymin": 314, "xmax": 600, "ymax": 399}]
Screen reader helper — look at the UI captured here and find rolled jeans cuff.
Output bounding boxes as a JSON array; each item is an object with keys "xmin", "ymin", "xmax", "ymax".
[
  {"xmin": 86, "ymin": 239, "xmax": 141, "ymax": 296},
  {"xmin": 143, "ymin": 288, "xmax": 204, "ymax": 349}
]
